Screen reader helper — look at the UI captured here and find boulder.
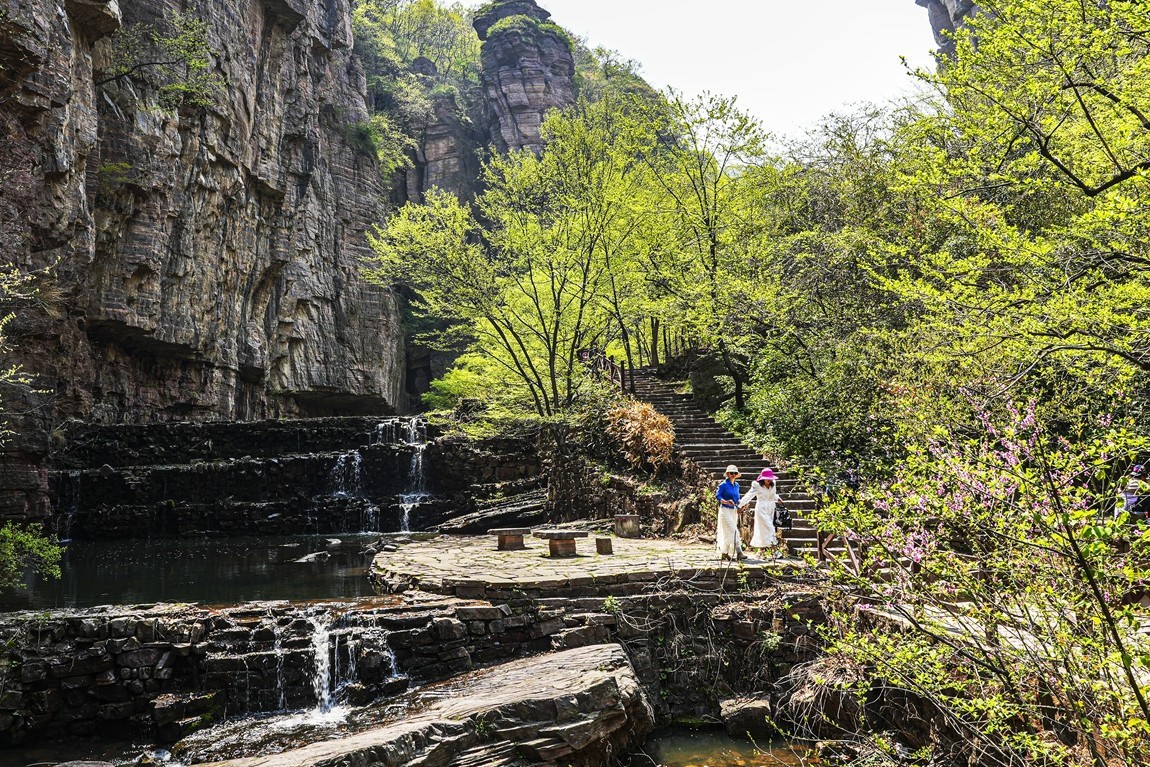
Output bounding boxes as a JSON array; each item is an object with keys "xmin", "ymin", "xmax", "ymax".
[
  {"xmin": 720, "ymin": 696, "xmax": 775, "ymax": 740},
  {"xmin": 182, "ymin": 644, "xmax": 655, "ymax": 766}
]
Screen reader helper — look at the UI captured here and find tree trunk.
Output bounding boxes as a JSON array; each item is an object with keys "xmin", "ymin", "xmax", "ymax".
[
  {"xmin": 719, "ymin": 340, "xmax": 745, "ymax": 410},
  {"xmin": 650, "ymin": 317, "xmax": 660, "ymax": 367}
]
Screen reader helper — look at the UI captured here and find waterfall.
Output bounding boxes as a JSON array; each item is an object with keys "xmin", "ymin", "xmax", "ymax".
[
  {"xmin": 303, "ymin": 612, "xmax": 401, "ymax": 719},
  {"xmin": 268, "ymin": 611, "xmax": 287, "ymax": 711},
  {"xmin": 308, "ymin": 612, "xmax": 337, "ymax": 714},
  {"xmin": 398, "ymin": 417, "xmax": 428, "ymax": 533},
  {"xmin": 59, "ymin": 470, "xmax": 81, "ymax": 542},
  {"xmin": 329, "ymin": 451, "xmax": 363, "ymax": 499}
]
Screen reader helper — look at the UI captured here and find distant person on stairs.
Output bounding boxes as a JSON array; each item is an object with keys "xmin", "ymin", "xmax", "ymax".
[
  {"xmin": 739, "ymin": 468, "xmax": 781, "ymax": 558},
  {"xmin": 715, "ymin": 465, "xmax": 744, "ymax": 561}
]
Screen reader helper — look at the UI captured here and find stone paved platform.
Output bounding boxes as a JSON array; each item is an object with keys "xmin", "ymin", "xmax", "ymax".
[{"xmin": 372, "ymin": 535, "xmax": 803, "ymax": 601}]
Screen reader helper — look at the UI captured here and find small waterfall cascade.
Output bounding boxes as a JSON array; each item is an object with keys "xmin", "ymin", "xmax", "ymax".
[
  {"xmin": 398, "ymin": 417, "xmax": 429, "ymax": 533},
  {"xmin": 58, "ymin": 470, "xmax": 81, "ymax": 542},
  {"xmin": 267, "ymin": 610, "xmax": 288, "ymax": 711},
  {"xmin": 328, "ymin": 451, "xmax": 364, "ymax": 499},
  {"xmin": 304, "ymin": 611, "xmax": 402, "ymax": 719},
  {"xmin": 308, "ymin": 612, "xmax": 339, "ymax": 715}
]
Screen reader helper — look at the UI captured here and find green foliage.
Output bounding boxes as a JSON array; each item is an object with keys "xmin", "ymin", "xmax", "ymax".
[
  {"xmin": 345, "ymin": 115, "xmax": 416, "ymax": 178},
  {"xmin": 96, "ymin": 161, "xmax": 134, "ymax": 195},
  {"xmin": 572, "ymin": 42, "xmax": 663, "ymax": 108},
  {"xmin": 354, "ymin": 0, "xmax": 481, "ymax": 87},
  {"xmin": 99, "ymin": 12, "xmax": 223, "ymax": 109},
  {"xmin": 812, "ymin": 406, "xmax": 1150, "ymax": 764},
  {"xmin": 0, "ymin": 270, "xmax": 61, "ymax": 591},
  {"xmin": 367, "ymin": 94, "xmax": 664, "ymax": 416},
  {"xmin": 0, "ymin": 524, "xmax": 61, "ymax": 591}
]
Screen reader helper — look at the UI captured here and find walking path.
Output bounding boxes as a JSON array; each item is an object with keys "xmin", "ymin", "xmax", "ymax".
[
  {"xmin": 373, "ymin": 534, "xmax": 804, "ymax": 600},
  {"xmin": 630, "ymin": 370, "xmax": 841, "ymax": 558}
]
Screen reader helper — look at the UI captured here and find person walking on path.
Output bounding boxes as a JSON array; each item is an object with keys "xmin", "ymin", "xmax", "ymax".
[
  {"xmin": 716, "ymin": 465, "xmax": 743, "ymax": 560},
  {"xmin": 1117, "ymin": 464, "xmax": 1150, "ymax": 522},
  {"xmin": 739, "ymin": 468, "xmax": 781, "ymax": 558}
]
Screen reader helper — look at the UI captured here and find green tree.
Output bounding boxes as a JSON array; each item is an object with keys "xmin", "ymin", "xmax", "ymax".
[
  {"xmin": 97, "ymin": 12, "xmax": 223, "ymax": 109},
  {"xmin": 809, "ymin": 405, "xmax": 1150, "ymax": 765},
  {"xmin": 642, "ymin": 92, "xmax": 772, "ymax": 409},
  {"xmin": 0, "ymin": 268, "xmax": 62, "ymax": 591}
]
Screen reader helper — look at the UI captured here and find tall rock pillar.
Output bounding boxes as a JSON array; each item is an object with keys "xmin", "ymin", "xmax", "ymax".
[{"xmin": 473, "ymin": 0, "xmax": 575, "ymax": 154}]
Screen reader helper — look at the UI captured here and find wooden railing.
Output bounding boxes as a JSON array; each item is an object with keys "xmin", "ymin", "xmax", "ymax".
[{"xmin": 581, "ymin": 349, "xmax": 634, "ymax": 395}]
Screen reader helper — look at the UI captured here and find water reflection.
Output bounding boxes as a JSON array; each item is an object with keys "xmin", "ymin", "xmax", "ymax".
[
  {"xmin": 630, "ymin": 729, "xmax": 814, "ymax": 767},
  {"xmin": 0, "ymin": 534, "xmax": 384, "ymax": 611}
]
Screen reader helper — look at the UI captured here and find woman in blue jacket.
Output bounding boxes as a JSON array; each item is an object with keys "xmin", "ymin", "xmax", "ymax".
[{"xmin": 716, "ymin": 464, "xmax": 743, "ymax": 560}]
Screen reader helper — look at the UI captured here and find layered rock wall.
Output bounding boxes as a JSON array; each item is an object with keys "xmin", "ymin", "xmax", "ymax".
[
  {"xmin": 473, "ymin": 0, "xmax": 575, "ymax": 154},
  {"xmin": 0, "ymin": 0, "xmax": 407, "ymax": 521},
  {"xmin": 3, "ymin": 0, "xmax": 404, "ymax": 424}
]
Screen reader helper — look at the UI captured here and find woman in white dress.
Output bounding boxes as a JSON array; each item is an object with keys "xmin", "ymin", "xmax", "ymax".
[
  {"xmin": 715, "ymin": 465, "xmax": 743, "ymax": 560},
  {"xmin": 739, "ymin": 468, "xmax": 781, "ymax": 557}
]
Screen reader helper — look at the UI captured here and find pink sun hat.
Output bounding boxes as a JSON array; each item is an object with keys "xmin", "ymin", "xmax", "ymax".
[{"xmin": 756, "ymin": 468, "xmax": 777, "ymax": 482}]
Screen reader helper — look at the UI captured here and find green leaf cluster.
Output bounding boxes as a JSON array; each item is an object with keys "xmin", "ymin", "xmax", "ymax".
[
  {"xmin": 0, "ymin": 268, "xmax": 61, "ymax": 592},
  {"xmin": 99, "ymin": 12, "xmax": 223, "ymax": 110}
]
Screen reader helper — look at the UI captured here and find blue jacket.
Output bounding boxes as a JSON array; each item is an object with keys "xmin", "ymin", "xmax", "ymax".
[{"xmin": 716, "ymin": 478, "xmax": 740, "ymax": 508}]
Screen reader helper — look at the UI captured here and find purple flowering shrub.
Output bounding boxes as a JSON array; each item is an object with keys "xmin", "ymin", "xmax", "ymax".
[{"xmin": 808, "ymin": 402, "xmax": 1150, "ymax": 765}]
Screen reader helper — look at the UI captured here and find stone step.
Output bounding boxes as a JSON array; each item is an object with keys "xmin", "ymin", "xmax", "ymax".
[
  {"xmin": 55, "ymin": 447, "xmax": 421, "ymax": 509},
  {"xmin": 56, "ymin": 416, "xmax": 428, "ymax": 469},
  {"xmin": 61, "ymin": 496, "xmax": 425, "ymax": 538}
]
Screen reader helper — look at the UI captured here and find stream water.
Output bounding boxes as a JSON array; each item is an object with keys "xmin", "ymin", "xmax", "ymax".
[
  {"xmin": 0, "ymin": 534, "xmax": 391, "ymax": 610},
  {"xmin": 629, "ymin": 729, "xmax": 814, "ymax": 767}
]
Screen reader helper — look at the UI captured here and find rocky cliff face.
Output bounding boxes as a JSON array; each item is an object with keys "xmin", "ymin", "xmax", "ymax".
[
  {"xmin": 915, "ymin": 0, "xmax": 978, "ymax": 57},
  {"xmin": 399, "ymin": 0, "xmax": 577, "ymax": 205},
  {"xmin": 0, "ymin": 0, "xmax": 406, "ymax": 521},
  {"xmin": 473, "ymin": 0, "xmax": 575, "ymax": 155},
  {"xmin": 2, "ymin": 0, "xmax": 404, "ymax": 426}
]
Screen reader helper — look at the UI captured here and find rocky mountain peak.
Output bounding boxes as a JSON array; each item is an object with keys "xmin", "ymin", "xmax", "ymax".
[
  {"xmin": 472, "ymin": 0, "xmax": 553, "ymax": 41},
  {"xmin": 915, "ymin": 0, "xmax": 978, "ymax": 57},
  {"xmin": 475, "ymin": 0, "xmax": 575, "ymax": 154}
]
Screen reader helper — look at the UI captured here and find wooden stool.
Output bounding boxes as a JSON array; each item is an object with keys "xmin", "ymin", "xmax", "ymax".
[
  {"xmin": 488, "ymin": 527, "xmax": 530, "ymax": 551},
  {"xmin": 596, "ymin": 537, "xmax": 613, "ymax": 555},
  {"xmin": 533, "ymin": 530, "xmax": 589, "ymax": 557}
]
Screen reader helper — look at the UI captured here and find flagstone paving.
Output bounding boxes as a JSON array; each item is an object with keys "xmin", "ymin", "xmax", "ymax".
[{"xmin": 372, "ymin": 534, "xmax": 804, "ymax": 600}]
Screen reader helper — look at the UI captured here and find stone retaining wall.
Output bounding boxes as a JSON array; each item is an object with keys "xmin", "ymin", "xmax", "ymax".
[
  {"xmin": 0, "ymin": 581, "xmax": 825, "ymax": 748},
  {"xmin": 47, "ymin": 420, "xmax": 546, "ymax": 537}
]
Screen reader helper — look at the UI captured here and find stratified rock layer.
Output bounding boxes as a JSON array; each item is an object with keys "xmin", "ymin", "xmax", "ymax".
[
  {"xmin": 474, "ymin": 0, "xmax": 575, "ymax": 154},
  {"xmin": 196, "ymin": 643, "xmax": 656, "ymax": 767},
  {"xmin": 915, "ymin": 0, "xmax": 978, "ymax": 57},
  {"xmin": 2, "ymin": 0, "xmax": 404, "ymax": 425}
]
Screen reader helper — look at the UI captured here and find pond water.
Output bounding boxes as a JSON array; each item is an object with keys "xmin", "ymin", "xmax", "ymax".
[
  {"xmin": 0, "ymin": 534, "xmax": 394, "ymax": 611},
  {"xmin": 629, "ymin": 729, "xmax": 815, "ymax": 767}
]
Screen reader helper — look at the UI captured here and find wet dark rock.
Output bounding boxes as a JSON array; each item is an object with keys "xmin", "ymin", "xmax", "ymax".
[
  {"xmin": 721, "ymin": 696, "xmax": 775, "ymax": 740},
  {"xmin": 48, "ymin": 418, "xmax": 546, "ymax": 539},
  {"xmin": 293, "ymin": 552, "xmax": 330, "ymax": 564},
  {"xmin": 179, "ymin": 644, "xmax": 654, "ymax": 766}
]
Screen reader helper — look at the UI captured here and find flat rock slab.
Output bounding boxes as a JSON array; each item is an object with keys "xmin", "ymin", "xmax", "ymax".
[
  {"xmin": 195, "ymin": 644, "xmax": 654, "ymax": 767},
  {"xmin": 374, "ymin": 535, "xmax": 803, "ymax": 599},
  {"xmin": 488, "ymin": 527, "xmax": 531, "ymax": 535},
  {"xmin": 532, "ymin": 530, "xmax": 589, "ymax": 540}
]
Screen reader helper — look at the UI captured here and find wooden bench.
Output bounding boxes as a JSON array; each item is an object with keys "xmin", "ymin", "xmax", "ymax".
[
  {"xmin": 532, "ymin": 530, "xmax": 589, "ymax": 557},
  {"xmin": 488, "ymin": 527, "xmax": 531, "ymax": 551}
]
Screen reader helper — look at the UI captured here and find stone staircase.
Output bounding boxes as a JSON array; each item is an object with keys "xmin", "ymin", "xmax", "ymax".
[{"xmin": 630, "ymin": 370, "xmax": 840, "ymax": 559}]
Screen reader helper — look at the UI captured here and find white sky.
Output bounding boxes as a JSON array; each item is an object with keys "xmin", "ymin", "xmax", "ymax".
[{"xmin": 459, "ymin": 0, "xmax": 940, "ymax": 139}]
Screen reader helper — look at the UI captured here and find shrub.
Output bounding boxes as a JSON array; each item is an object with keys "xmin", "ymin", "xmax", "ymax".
[{"xmin": 604, "ymin": 400, "xmax": 675, "ymax": 474}]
